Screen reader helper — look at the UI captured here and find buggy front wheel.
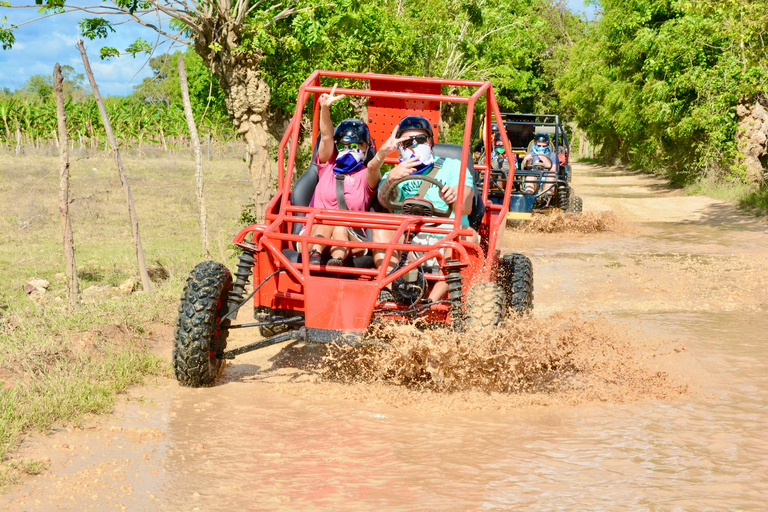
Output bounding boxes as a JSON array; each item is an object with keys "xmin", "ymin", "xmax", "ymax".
[
  {"xmin": 567, "ymin": 195, "xmax": 583, "ymax": 214},
  {"xmin": 173, "ymin": 261, "xmax": 232, "ymax": 387},
  {"xmin": 464, "ymin": 282, "xmax": 506, "ymax": 332}
]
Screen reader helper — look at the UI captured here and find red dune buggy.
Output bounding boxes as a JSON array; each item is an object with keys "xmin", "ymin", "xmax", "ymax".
[{"xmin": 173, "ymin": 71, "xmax": 534, "ymax": 387}]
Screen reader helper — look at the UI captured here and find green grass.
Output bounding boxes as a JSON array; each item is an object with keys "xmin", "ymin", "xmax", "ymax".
[
  {"xmin": 739, "ymin": 187, "xmax": 768, "ymax": 215},
  {"xmin": 685, "ymin": 176, "xmax": 768, "ymax": 215},
  {"xmin": 0, "ymin": 149, "xmax": 254, "ymax": 489}
]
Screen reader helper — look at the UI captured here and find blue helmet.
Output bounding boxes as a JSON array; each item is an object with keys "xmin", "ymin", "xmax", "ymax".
[
  {"xmin": 396, "ymin": 115, "xmax": 433, "ymax": 138},
  {"xmin": 334, "ymin": 119, "xmax": 371, "ymax": 144}
]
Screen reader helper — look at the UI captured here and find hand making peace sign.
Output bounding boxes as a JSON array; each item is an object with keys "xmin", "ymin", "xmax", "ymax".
[
  {"xmin": 319, "ymin": 83, "xmax": 346, "ymax": 109},
  {"xmin": 378, "ymin": 124, "xmax": 410, "ymax": 155}
]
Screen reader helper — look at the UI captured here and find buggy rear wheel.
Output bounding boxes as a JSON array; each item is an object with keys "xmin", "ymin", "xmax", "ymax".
[
  {"xmin": 464, "ymin": 282, "xmax": 506, "ymax": 332},
  {"xmin": 498, "ymin": 253, "xmax": 534, "ymax": 314},
  {"xmin": 173, "ymin": 261, "xmax": 232, "ymax": 387},
  {"xmin": 567, "ymin": 195, "xmax": 583, "ymax": 214}
]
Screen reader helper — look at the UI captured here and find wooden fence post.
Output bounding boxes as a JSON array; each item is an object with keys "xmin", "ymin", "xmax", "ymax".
[
  {"xmin": 77, "ymin": 39, "xmax": 152, "ymax": 294},
  {"xmin": 54, "ymin": 63, "xmax": 81, "ymax": 311},
  {"xmin": 178, "ymin": 55, "xmax": 210, "ymax": 257}
]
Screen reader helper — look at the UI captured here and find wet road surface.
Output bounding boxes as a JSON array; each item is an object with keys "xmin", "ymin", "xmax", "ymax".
[{"xmin": 3, "ymin": 163, "xmax": 767, "ymax": 511}]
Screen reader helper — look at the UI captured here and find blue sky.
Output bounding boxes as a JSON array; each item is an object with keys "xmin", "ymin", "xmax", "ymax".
[
  {"xmin": 0, "ymin": 1, "xmax": 182, "ymax": 96},
  {"xmin": 1, "ymin": 0, "xmax": 598, "ymax": 97}
]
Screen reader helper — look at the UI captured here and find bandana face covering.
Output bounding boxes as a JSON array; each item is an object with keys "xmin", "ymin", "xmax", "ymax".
[
  {"xmin": 532, "ymin": 144, "xmax": 550, "ymax": 156},
  {"xmin": 333, "ymin": 149, "xmax": 364, "ymax": 175},
  {"xmin": 397, "ymin": 141, "xmax": 434, "ymax": 175}
]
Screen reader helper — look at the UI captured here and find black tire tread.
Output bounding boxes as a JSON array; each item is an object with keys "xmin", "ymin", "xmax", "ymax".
[
  {"xmin": 497, "ymin": 253, "xmax": 534, "ymax": 314},
  {"xmin": 567, "ymin": 195, "xmax": 583, "ymax": 214},
  {"xmin": 173, "ymin": 261, "xmax": 231, "ymax": 387}
]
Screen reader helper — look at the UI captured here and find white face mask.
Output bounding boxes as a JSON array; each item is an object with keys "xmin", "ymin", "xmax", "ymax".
[{"xmin": 397, "ymin": 141, "xmax": 434, "ymax": 174}]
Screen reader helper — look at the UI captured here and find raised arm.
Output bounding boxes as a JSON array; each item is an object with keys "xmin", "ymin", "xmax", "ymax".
[
  {"xmin": 317, "ymin": 84, "xmax": 345, "ymax": 164},
  {"xmin": 367, "ymin": 124, "xmax": 406, "ymax": 189}
]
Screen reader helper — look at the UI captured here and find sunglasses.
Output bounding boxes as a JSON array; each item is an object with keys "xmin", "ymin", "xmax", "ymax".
[
  {"xmin": 398, "ymin": 135, "xmax": 429, "ymax": 148},
  {"xmin": 336, "ymin": 142, "xmax": 363, "ymax": 151}
]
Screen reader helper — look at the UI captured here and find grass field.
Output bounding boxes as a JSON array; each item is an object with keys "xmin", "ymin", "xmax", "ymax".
[{"xmin": 0, "ymin": 149, "xmax": 254, "ymax": 488}]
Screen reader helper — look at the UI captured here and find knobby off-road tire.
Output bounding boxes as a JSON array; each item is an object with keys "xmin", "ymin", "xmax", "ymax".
[
  {"xmin": 567, "ymin": 195, "xmax": 583, "ymax": 214},
  {"xmin": 174, "ymin": 261, "xmax": 232, "ymax": 387},
  {"xmin": 464, "ymin": 282, "xmax": 506, "ymax": 332},
  {"xmin": 497, "ymin": 253, "xmax": 534, "ymax": 314}
]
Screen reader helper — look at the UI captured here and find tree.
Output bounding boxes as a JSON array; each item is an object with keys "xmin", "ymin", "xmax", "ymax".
[
  {"xmin": 16, "ymin": 66, "xmax": 86, "ymax": 102},
  {"xmin": 20, "ymin": 74, "xmax": 53, "ymax": 101},
  {"xmin": 557, "ymin": 0, "xmax": 768, "ymax": 184}
]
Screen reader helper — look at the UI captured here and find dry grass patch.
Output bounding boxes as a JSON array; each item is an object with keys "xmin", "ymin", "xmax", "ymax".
[{"xmin": 0, "ymin": 150, "xmax": 253, "ymax": 488}]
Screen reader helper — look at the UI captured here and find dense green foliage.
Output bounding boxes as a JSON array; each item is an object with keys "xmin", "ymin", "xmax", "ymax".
[
  {"xmin": 558, "ymin": 0, "xmax": 768, "ymax": 184},
  {"xmin": 263, "ymin": 0, "xmax": 582, "ymax": 122}
]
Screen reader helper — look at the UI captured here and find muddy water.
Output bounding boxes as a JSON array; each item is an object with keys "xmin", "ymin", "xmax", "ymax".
[{"xmin": 4, "ymin": 163, "xmax": 768, "ymax": 511}]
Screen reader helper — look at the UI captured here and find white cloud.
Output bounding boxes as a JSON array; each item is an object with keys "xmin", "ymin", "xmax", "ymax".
[
  {"xmin": 0, "ymin": 2, "xmax": 186, "ymax": 96},
  {"xmin": 54, "ymin": 32, "xmax": 80, "ymax": 47}
]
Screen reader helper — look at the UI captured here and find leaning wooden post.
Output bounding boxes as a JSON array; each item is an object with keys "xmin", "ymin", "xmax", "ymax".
[
  {"xmin": 178, "ymin": 55, "xmax": 210, "ymax": 257},
  {"xmin": 15, "ymin": 125, "xmax": 22, "ymax": 155},
  {"xmin": 77, "ymin": 39, "xmax": 152, "ymax": 293},
  {"xmin": 54, "ymin": 63, "xmax": 81, "ymax": 311}
]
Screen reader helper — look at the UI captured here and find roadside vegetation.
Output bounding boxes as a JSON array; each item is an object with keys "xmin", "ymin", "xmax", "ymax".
[
  {"xmin": 0, "ymin": 151, "xmax": 252, "ymax": 488},
  {"xmin": 558, "ymin": 0, "xmax": 768, "ymax": 213}
]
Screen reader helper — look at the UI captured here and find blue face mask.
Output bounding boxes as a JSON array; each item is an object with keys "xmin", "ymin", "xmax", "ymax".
[
  {"xmin": 533, "ymin": 144, "xmax": 550, "ymax": 156},
  {"xmin": 333, "ymin": 149, "xmax": 364, "ymax": 175}
]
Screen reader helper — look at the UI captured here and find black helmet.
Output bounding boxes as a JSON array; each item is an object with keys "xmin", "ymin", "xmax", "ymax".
[
  {"xmin": 396, "ymin": 115, "xmax": 433, "ymax": 138},
  {"xmin": 334, "ymin": 119, "xmax": 370, "ymax": 144},
  {"xmin": 534, "ymin": 133, "xmax": 550, "ymax": 144},
  {"xmin": 491, "ymin": 121, "xmax": 498, "ymax": 132}
]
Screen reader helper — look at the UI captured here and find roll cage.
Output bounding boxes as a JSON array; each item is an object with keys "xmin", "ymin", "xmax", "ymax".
[{"xmin": 231, "ymin": 71, "xmax": 519, "ymax": 336}]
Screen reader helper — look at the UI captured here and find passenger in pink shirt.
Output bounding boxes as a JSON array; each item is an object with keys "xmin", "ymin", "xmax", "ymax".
[{"xmin": 307, "ymin": 85, "xmax": 388, "ymax": 266}]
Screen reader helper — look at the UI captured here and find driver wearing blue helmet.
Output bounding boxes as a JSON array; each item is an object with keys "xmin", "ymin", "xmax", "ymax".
[
  {"xmin": 521, "ymin": 132, "xmax": 557, "ymax": 202},
  {"xmin": 373, "ymin": 115, "xmax": 477, "ymax": 303}
]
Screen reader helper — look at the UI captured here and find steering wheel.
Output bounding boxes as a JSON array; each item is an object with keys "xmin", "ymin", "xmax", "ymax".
[
  {"xmin": 523, "ymin": 159, "xmax": 552, "ymax": 171},
  {"xmin": 381, "ymin": 175, "xmax": 453, "ymax": 218}
]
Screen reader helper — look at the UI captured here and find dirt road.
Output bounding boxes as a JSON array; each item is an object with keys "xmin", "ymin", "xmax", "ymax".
[{"xmin": 3, "ymin": 163, "xmax": 767, "ymax": 511}]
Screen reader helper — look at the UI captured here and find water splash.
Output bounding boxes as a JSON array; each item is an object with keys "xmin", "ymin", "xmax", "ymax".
[{"xmin": 321, "ymin": 311, "xmax": 687, "ymax": 405}]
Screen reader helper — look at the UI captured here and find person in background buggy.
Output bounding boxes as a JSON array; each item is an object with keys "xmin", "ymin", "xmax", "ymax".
[
  {"xmin": 306, "ymin": 85, "xmax": 390, "ymax": 265},
  {"xmin": 521, "ymin": 132, "xmax": 557, "ymax": 204},
  {"xmin": 490, "ymin": 132, "xmax": 515, "ymax": 173}
]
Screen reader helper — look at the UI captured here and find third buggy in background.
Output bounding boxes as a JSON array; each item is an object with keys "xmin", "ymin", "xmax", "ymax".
[{"xmin": 472, "ymin": 113, "xmax": 582, "ymax": 220}]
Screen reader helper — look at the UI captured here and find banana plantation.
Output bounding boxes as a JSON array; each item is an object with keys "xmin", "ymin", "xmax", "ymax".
[{"xmin": 0, "ymin": 94, "xmax": 235, "ymax": 153}]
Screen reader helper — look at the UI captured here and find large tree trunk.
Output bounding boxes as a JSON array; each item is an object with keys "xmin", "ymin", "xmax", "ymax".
[
  {"xmin": 736, "ymin": 98, "xmax": 768, "ymax": 184},
  {"xmin": 194, "ymin": 20, "xmax": 273, "ymax": 223}
]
